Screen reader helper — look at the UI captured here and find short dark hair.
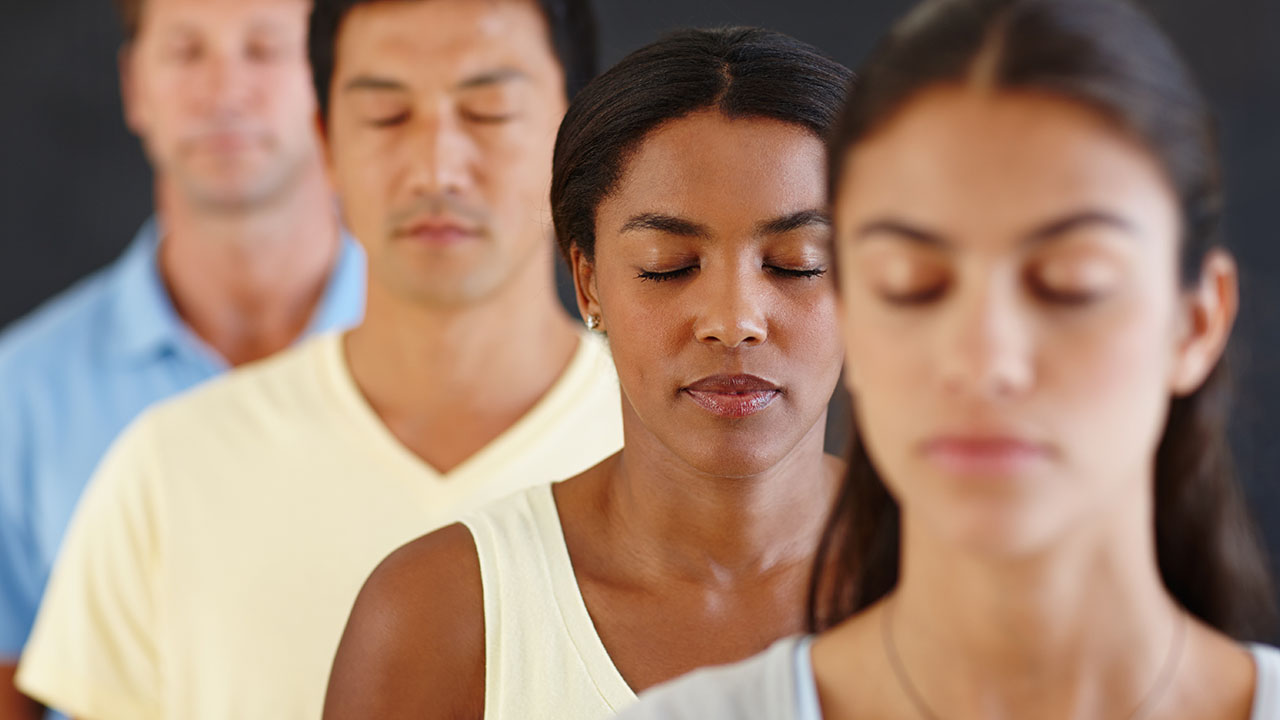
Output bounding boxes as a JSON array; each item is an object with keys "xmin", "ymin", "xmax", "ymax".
[
  {"xmin": 308, "ymin": 0, "xmax": 597, "ymax": 123},
  {"xmin": 112, "ymin": 0, "xmax": 144, "ymax": 40},
  {"xmin": 551, "ymin": 27, "xmax": 853, "ymax": 265},
  {"xmin": 810, "ymin": 0, "xmax": 1277, "ymax": 641}
]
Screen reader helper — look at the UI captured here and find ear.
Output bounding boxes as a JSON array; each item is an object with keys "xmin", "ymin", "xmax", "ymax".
[
  {"xmin": 570, "ymin": 245, "xmax": 603, "ymax": 331},
  {"xmin": 118, "ymin": 44, "xmax": 146, "ymax": 136},
  {"xmin": 1169, "ymin": 248, "xmax": 1238, "ymax": 396}
]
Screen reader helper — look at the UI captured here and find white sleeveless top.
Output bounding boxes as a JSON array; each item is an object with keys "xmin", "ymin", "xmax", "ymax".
[
  {"xmin": 619, "ymin": 636, "xmax": 1280, "ymax": 719},
  {"xmin": 460, "ymin": 483, "xmax": 639, "ymax": 720}
]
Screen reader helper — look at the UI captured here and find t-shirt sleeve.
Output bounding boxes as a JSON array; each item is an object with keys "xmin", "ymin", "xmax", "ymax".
[
  {"xmin": 0, "ymin": 382, "xmax": 40, "ymax": 661},
  {"xmin": 15, "ymin": 414, "xmax": 166, "ymax": 720}
]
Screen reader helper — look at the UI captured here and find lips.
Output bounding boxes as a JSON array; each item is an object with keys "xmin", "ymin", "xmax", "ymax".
[
  {"xmin": 188, "ymin": 131, "xmax": 261, "ymax": 153},
  {"xmin": 922, "ymin": 435, "xmax": 1051, "ymax": 475},
  {"xmin": 396, "ymin": 216, "xmax": 481, "ymax": 246},
  {"xmin": 682, "ymin": 374, "xmax": 781, "ymax": 418}
]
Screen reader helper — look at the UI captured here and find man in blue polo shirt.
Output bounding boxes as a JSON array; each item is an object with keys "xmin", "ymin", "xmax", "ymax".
[{"xmin": 0, "ymin": 0, "xmax": 363, "ymax": 716}]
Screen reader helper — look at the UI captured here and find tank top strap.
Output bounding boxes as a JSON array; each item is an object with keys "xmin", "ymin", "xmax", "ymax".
[{"xmin": 461, "ymin": 483, "xmax": 637, "ymax": 720}]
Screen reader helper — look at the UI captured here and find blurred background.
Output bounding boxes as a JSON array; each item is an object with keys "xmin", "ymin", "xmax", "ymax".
[{"xmin": 2, "ymin": 0, "xmax": 1278, "ymax": 582}]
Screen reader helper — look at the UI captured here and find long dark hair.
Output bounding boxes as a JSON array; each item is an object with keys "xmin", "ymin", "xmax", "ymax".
[
  {"xmin": 550, "ymin": 27, "xmax": 851, "ymax": 263},
  {"xmin": 809, "ymin": 0, "xmax": 1277, "ymax": 640}
]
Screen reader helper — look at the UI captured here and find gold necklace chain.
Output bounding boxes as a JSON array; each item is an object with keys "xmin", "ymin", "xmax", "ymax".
[{"xmin": 881, "ymin": 599, "xmax": 1188, "ymax": 720}]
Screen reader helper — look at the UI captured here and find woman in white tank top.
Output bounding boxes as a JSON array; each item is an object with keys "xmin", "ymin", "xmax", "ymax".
[
  {"xmin": 323, "ymin": 27, "xmax": 857, "ymax": 720},
  {"xmin": 619, "ymin": 0, "xmax": 1280, "ymax": 718}
]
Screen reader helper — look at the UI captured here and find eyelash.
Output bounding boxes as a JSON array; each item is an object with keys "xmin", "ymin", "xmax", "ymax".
[
  {"xmin": 369, "ymin": 112, "xmax": 409, "ymax": 128},
  {"xmin": 367, "ymin": 110, "xmax": 516, "ymax": 128},
  {"xmin": 460, "ymin": 110, "xmax": 518, "ymax": 124},
  {"xmin": 882, "ymin": 285, "xmax": 948, "ymax": 306},
  {"xmin": 636, "ymin": 266, "xmax": 827, "ymax": 283}
]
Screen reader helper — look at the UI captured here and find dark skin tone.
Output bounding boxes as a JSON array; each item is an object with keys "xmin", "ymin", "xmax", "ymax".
[
  {"xmin": 323, "ymin": 111, "xmax": 846, "ymax": 719},
  {"xmin": 0, "ymin": 666, "xmax": 40, "ymax": 720}
]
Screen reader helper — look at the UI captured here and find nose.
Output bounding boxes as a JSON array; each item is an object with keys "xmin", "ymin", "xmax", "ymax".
[
  {"xmin": 402, "ymin": 107, "xmax": 475, "ymax": 198},
  {"xmin": 693, "ymin": 265, "xmax": 769, "ymax": 349},
  {"xmin": 938, "ymin": 272, "xmax": 1035, "ymax": 400},
  {"xmin": 199, "ymin": 49, "xmax": 253, "ymax": 118}
]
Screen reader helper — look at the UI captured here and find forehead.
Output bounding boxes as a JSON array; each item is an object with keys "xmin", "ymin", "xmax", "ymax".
[
  {"xmin": 606, "ymin": 111, "xmax": 827, "ymax": 224},
  {"xmin": 836, "ymin": 86, "xmax": 1176, "ymax": 238},
  {"xmin": 333, "ymin": 0, "xmax": 560, "ymax": 89},
  {"xmin": 139, "ymin": 0, "xmax": 308, "ymax": 33}
]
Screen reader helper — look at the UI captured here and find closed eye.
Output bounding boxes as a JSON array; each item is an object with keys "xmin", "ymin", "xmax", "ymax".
[
  {"xmin": 881, "ymin": 284, "xmax": 948, "ymax": 305},
  {"xmin": 368, "ymin": 112, "xmax": 410, "ymax": 128},
  {"xmin": 1031, "ymin": 283, "xmax": 1104, "ymax": 306},
  {"xmin": 768, "ymin": 266, "xmax": 826, "ymax": 279},
  {"xmin": 636, "ymin": 267, "xmax": 696, "ymax": 283},
  {"xmin": 461, "ymin": 109, "xmax": 519, "ymax": 124}
]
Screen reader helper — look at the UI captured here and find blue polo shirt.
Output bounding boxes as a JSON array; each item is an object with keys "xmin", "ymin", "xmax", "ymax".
[{"xmin": 0, "ymin": 217, "xmax": 365, "ymax": 661}]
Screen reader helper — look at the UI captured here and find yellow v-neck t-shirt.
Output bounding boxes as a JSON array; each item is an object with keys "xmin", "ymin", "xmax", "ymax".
[{"xmin": 18, "ymin": 330, "xmax": 623, "ymax": 720}]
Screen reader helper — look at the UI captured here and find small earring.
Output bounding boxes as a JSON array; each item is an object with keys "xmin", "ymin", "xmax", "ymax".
[{"xmin": 585, "ymin": 314, "xmax": 601, "ymax": 331}]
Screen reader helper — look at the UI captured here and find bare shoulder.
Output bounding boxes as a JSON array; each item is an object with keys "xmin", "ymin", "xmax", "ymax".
[
  {"xmin": 323, "ymin": 523, "xmax": 485, "ymax": 720},
  {"xmin": 1178, "ymin": 622, "xmax": 1264, "ymax": 720}
]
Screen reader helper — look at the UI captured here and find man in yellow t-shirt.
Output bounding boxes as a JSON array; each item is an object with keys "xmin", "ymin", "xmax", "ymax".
[{"xmin": 16, "ymin": 0, "xmax": 619, "ymax": 718}]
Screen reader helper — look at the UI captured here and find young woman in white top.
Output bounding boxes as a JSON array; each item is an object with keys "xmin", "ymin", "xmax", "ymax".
[
  {"xmin": 619, "ymin": 0, "xmax": 1280, "ymax": 718},
  {"xmin": 322, "ymin": 27, "xmax": 854, "ymax": 720}
]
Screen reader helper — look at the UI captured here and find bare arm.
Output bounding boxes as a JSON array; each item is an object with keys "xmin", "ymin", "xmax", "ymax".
[
  {"xmin": 323, "ymin": 523, "xmax": 485, "ymax": 720},
  {"xmin": 0, "ymin": 665, "xmax": 42, "ymax": 720}
]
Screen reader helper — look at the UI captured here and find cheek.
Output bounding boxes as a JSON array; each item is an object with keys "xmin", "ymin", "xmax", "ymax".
[
  {"xmin": 1043, "ymin": 295, "xmax": 1176, "ymax": 468},
  {"xmin": 333, "ymin": 146, "xmax": 392, "ymax": 237},
  {"xmin": 261, "ymin": 64, "xmax": 318, "ymax": 124},
  {"xmin": 789, "ymin": 282, "xmax": 844, "ymax": 379},
  {"xmin": 597, "ymin": 281, "xmax": 686, "ymax": 395},
  {"xmin": 483, "ymin": 126, "xmax": 558, "ymax": 216},
  {"xmin": 841, "ymin": 290, "xmax": 931, "ymax": 411}
]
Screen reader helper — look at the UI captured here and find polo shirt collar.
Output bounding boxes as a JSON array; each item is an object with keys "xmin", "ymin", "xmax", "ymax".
[
  {"xmin": 107, "ymin": 217, "xmax": 366, "ymax": 364},
  {"xmin": 108, "ymin": 216, "xmax": 192, "ymax": 363}
]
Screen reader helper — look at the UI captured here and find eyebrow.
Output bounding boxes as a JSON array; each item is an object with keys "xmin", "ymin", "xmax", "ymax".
[
  {"xmin": 456, "ymin": 67, "xmax": 530, "ymax": 91},
  {"xmin": 1025, "ymin": 210, "xmax": 1135, "ymax": 243},
  {"xmin": 757, "ymin": 209, "xmax": 830, "ymax": 236},
  {"xmin": 246, "ymin": 20, "xmax": 287, "ymax": 37},
  {"xmin": 854, "ymin": 219, "xmax": 946, "ymax": 247},
  {"xmin": 619, "ymin": 213, "xmax": 710, "ymax": 239},
  {"xmin": 343, "ymin": 75, "xmax": 408, "ymax": 94},
  {"xmin": 853, "ymin": 209, "xmax": 1137, "ymax": 248},
  {"xmin": 618, "ymin": 208, "xmax": 830, "ymax": 241}
]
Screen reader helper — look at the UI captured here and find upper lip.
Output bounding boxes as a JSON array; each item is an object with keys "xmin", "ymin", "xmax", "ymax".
[
  {"xmin": 396, "ymin": 214, "xmax": 481, "ymax": 238},
  {"xmin": 683, "ymin": 374, "xmax": 781, "ymax": 394}
]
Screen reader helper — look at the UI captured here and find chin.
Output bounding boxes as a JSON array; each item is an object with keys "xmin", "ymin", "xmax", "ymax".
[
  {"xmin": 678, "ymin": 434, "xmax": 797, "ymax": 480},
  {"xmin": 922, "ymin": 499, "xmax": 1070, "ymax": 559},
  {"xmin": 183, "ymin": 174, "xmax": 283, "ymax": 212}
]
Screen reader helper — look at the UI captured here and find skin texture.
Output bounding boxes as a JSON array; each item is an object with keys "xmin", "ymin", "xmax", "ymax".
[
  {"xmin": 323, "ymin": 111, "xmax": 846, "ymax": 719},
  {"xmin": 330, "ymin": 0, "xmax": 582, "ymax": 473},
  {"xmin": 2, "ymin": 0, "xmax": 341, "ymax": 715},
  {"xmin": 812, "ymin": 86, "xmax": 1253, "ymax": 720}
]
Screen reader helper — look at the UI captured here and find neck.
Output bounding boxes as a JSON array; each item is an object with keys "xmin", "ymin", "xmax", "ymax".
[
  {"xmin": 886, "ymin": 474, "xmax": 1185, "ymax": 719},
  {"xmin": 600, "ymin": 404, "xmax": 839, "ymax": 585},
  {"xmin": 156, "ymin": 158, "xmax": 340, "ymax": 366},
  {"xmin": 344, "ymin": 244, "xmax": 580, "ymax": 468}
]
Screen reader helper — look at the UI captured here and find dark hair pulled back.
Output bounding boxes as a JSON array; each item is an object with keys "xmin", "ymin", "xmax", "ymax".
[{"xmin": 550, "ymin": 26, "xmax": 852, "ymax": 264}]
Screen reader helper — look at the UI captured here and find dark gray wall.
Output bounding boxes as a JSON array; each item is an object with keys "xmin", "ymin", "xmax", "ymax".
[{"xmin": 2, "ymin": 0, "xmax": 1278, "ymax": 594}]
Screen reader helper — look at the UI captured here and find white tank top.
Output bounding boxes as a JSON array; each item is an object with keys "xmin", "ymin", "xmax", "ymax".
[
  {"xmin": 616, "ymin": 636, "xmax": 1280, "ymax": 720},
  {"xmin": 461, "ymin": 483, "xmax": 639, "ymax": 720}
]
